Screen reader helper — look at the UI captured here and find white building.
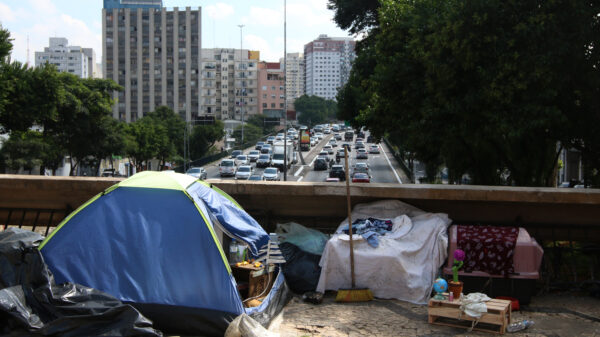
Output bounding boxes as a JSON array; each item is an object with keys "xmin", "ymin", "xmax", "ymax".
[
  {"xmin": 280, "ymin": 52, "xmax": 305, "ymax": 106},
  {"xmin": 304, "ymin": 34, "xmax": 355, "ymax": 100},
  {"xmin": 35, "ymin": 38, "xmax": 95, "ymax": 79},
  {"xmin": 200, "ymin": 48, "xmax": 259, "ymax": 123}
]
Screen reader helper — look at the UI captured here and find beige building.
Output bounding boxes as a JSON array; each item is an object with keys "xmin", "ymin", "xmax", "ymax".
[
  {"xmin": 280, "ymin": 52, "xmax": 304, "ymax": 107},
  {"xmin": 200, "ymin": 48, "xmax": 259, "ymax": 122},
  {"xmin": 102, "ymin": 1, "xmax": 201, "ymax": 122}
]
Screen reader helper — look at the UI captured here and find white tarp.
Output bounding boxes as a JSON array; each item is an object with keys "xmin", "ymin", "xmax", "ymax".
[{"xmin": 316, "ymin": 200, "xmax": 451, "ymax": 304}]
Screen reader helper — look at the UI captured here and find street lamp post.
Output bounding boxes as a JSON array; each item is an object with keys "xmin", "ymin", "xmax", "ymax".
[{"xmin": 238, "ymin": 24, "xmax": 245, "ymax": 145}]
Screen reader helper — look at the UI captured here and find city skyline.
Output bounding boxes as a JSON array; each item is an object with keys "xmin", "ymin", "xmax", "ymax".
[{"xmin": 0, "ymin": 0, "xmax": 352, "ymax": 65}]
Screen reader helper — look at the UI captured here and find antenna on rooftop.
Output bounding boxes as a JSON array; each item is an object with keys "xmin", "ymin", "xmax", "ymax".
[{"xmin": 26, "ymin": 35, "xmax": 30, "ymax": 66}]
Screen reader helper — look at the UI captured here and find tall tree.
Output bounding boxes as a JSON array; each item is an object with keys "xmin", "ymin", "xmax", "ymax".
[
  {"xmin": 146, "ymin": 106, "xmax": 185, "ymax": 169},
  {"xmin": 189, "ymin": 120, "xmax": 225, "ymax": 160},
  {"xmin": 295, "ymin": 95, "xmax": 338, "ymax": 127},
  {"xmin": 336, "ymin": 0, "xmax": 600, "ymax": 186}
]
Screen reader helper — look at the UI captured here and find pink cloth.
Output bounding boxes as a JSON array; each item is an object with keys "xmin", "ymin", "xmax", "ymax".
[{"xmin": 457, "ymin": 225, "xmax": 518, "ymax": 277}]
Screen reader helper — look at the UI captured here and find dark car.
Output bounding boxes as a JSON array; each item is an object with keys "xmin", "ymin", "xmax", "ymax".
[
  {"xmin": 255, "ymin": 141, "xmax": 265, "ymax": 150},
  {"xmin": 260, "ymin": 144, "xmax": 272, "ymax": 154},
  {"xmin": 341, "ymin": 143, "xmax": 352, "ymax": 153},
  {"xmin": 230, "ymin": 150, "xmax": 242, "ymax": 159},
  {"xmin": 329, "ymin": 165, "xmax": 346, "ymax": 181},
  {"xmin": 256, "ymin": 154, "xmax": 271, "ymax": 168},
  {"xmin": 314, "ymin": 158, "xmax": 328, "ymax": 171}
]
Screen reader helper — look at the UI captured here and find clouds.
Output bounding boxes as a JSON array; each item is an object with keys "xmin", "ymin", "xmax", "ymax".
[
  {"xmin": 205, "ymin": 2, "xmax": 234, "ymax": 20},
  {"xmin": 0, "ymin": 1, "xmax": 100, "ymax": 64},
  {"xmin": 0, "ymin": 2, "xmax": 15, "ymax": 23}
]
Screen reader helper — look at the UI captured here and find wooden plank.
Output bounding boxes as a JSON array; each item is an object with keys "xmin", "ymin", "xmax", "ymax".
[
  {"xmin": 430, "ymin": 318, "xmax": 504, "ymax": 334},
  {"xmin": 428, "ymin": 307, "xmax": 506, "ymax": 326}
]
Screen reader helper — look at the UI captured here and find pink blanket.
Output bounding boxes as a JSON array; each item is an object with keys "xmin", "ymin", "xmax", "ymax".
[{"xmin": 457, "ymin": 225, "xmax": 518, "ymax": 277}]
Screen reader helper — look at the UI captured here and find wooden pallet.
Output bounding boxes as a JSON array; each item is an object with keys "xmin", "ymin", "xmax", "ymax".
[{"xmin": 428, "ymin": 298, "xmax": 512, "ymax": 334}]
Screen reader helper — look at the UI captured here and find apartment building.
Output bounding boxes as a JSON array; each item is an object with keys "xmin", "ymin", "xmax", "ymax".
[
  {"xmin": 102, "ymin": 0, "xmax": 201, "ymax": 122},
  {"xmin": 35, "ymin": 38, "xmax": 96, "ymax": 79},
  {"xmin": 304, "ymin": 34, "xmax": 355, "ymax": 100},
  {"xmin": 280, "ymin": 52, "xmax": 304, "ymax": 107},
  {"xmin": 200, "ymin": 48, "xmax": 258, "ymax": 122},
  {"xmin": 257, "ymin": 62, "xmax": 285, "ymax": 117}
]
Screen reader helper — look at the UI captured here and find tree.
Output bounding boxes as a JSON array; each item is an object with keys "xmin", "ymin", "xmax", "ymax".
[
  {"xmin": 189, "ymin": 120, "xmax": 225, "ymax": 160},
  {"xmin": 232, "ymin": 124, "xmax": 262, "ymax": 147},
  {"xmin": 246, "ymin": 114, "xmax": 274, "ymax": 134},
  {"xmin": 335, "ymin": 0, "xmax": 600, "ymax": 186},
  {"xmin": 327, "ymin": 0, "xmax": 380, "ymax": 35},
  {"xmin": 0, "ymin": 130, "xmax": 45, "ymax": 174},
  {"xmin": 294, "ymin": 95, "xmax": 338, "ymax": 127},
  {"xmin": 146, "ymin": 106, "xmax": 185, "ymax": 170}
]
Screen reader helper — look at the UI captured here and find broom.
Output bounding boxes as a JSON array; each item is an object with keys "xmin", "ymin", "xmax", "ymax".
[{"xmin": 335, "ymin": 146, "xmax": 374, "ymax": 302}]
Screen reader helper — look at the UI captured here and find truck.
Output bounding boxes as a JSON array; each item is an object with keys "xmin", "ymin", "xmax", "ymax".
[
  {"xmin": 272, "ymin": 142, "xmax": 294, "ymax": 170},
  {"xmin": 299, "ymin": 129, "xmax": 311, "ymax": 151}
]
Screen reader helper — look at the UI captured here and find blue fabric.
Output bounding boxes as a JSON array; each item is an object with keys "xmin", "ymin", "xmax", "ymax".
[
  {"xmin": 361, "ymin": 231, "xmax": 380, "ymax": 248},
  {"xmin": 41, "ymin": 187, "xmax": 244, "ymax": 316},
  {"xmin": 187, "ymin": 183, "xmax": 269, "ymax": 256}
]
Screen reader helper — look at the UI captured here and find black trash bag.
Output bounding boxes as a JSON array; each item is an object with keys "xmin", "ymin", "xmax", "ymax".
[
  {"xmin": 279, "ymin": 242, "xmax": 322, "ymax": 294},
  {"xmin": 0, "ymin": 228, "xmax": 162, "ymax": 337}
]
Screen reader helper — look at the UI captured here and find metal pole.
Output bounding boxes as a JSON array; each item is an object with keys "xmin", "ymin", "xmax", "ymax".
[
  {"xmin": 283, "ymin": 0, "xmax": 288, "ymax": 181},
  {"xmin": 238, "ymin": 24, "xmax": 245, "ymax": 145}
]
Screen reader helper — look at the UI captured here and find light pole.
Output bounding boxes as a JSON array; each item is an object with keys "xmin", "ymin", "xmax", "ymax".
[
  {"xmin": 238, "ymin": 24, "xmax": 245, "ymax": 145},
  {"xmin": 283, "ymin": 0, "xmax": 288, "ymax": 181}
]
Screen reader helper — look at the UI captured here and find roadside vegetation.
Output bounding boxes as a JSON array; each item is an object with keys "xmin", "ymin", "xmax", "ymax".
[
  {"xmin": 331, "ymin": 0, "xmax": 600, "ymax": 187},
  {"xmin": 0, "ymin": 26, "xmax": 223, "ymax": 175}
]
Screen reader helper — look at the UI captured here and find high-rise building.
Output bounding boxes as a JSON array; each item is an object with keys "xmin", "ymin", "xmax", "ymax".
[
  {"xmin": 102, "ymin": 0, "xmax": 201, "ymax": 122},
  {"xmin": 257, "ymin": 62, "xmax": 285, "ymax": 117},
  {"xmin": 35, "ymin": 38, "xmax": 95, "ymax": 79},
  {"xmin": 280, "ymin": 52, "xmax": 304, "ymax": 107},
  {"xmin": 304, "ymin": 34, "xmax": 355, "ymax": 100},
  {"xmin": 200, "ymin": 48, "xmax": 258, "ymax": 122}
]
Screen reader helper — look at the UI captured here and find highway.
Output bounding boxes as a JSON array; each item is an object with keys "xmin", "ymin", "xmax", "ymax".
[{"xmin": 204, "ymin": 131, "xmax": 406, "ymax": 184}]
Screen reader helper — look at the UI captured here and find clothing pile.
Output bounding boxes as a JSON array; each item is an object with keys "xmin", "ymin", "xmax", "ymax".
[{"xmin": 340, "ymin": 218, "xmax": 394, "ymax": 247}]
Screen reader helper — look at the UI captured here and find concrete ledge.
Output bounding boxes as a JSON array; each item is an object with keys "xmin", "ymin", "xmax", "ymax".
[{"xmin": 1, "ymin": 175, "xmax": 599, "ymax": 241}]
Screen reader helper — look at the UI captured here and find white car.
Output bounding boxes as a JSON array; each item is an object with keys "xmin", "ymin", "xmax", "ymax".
[
  {"xmin": 323, "ymin": 145, "xmax": 334, "ymax": 154},
  {"xmin": 236, "ymin": 155, "xmax": 249, "ymax": 166},
  {"xmin": 310, "ymin": 137, "xmax": 318, "ymax": 146},
  {"xmin": 219, "ymin": 159, "xmax": 236, "ymax": 177},
  {"xmin": 329, "ymin": 139, "xmax": 337, "ymax": 147},
  {"xmin": 235, "ymin": 165, "xmax": 253, "ymax": 180},
  {"xmin": 315, "ymin": 132, "xmax": 324, "ymax": 140},
  {"xmin": 262, "ymin": 167, "xmax": 280, "ymax": 181},
  {"xmin": 186, "ymin": 167, "xmax": 207, "ymax": 180},
  {"xmin": 248, "ymin": 150, "xmax": 260, "ymax": 162}
]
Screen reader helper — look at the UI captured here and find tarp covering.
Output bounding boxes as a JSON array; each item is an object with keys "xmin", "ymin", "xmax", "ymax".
[
  {"xmin": 0, "ymin": 228, "xmax": 161, "ymax": 337},
  {"xmin": 316, "ymin": 200, "xmax": 451, "ymax": 304}
]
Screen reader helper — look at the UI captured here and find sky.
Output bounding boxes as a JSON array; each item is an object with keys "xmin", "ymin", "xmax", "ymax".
[{"xmin": 0, "ymin": 0, "xmax": 352, "ymax": 65}]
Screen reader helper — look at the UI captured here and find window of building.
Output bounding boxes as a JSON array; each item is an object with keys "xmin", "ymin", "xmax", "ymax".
[
  {"xmin": 263, "ymin": 94, "xmax": 267, "ymax": 98},
  {"xmin": 262, "ymin": 103, "xmax": 267, "ymax": 108},
  {"xmin": 262, "ymin": 86, "xmax": 267, "ymax": 90},
  {"xmin": 271, "ymin": 103, "xmax": 275, "ymax": 108}
]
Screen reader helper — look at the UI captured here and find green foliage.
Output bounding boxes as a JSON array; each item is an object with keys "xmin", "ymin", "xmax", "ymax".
[
  {"xmin": 246, "ymin": 114, "xmax": 274, "ymax": 134},
  {"xmin": 335, "ymin": 0, "xmax": 600, "ymax": 186},
  {"xmin": 327, "ymin": 0, "xmax": 380, "ymax": 35},
  {"xmin": 232, "ymin": 123, "xmax": 262, "ymax": 147},
  {"xmin": 189, "ymin": 120, "xmax": 225, "ymax": 160},
  {"xmin": 0, "ymin": 26, "xmax": 12, "ymax": 62},
  {"xmin": 0, "ymin": 130, "xmax": 45, "ymax": 173},
  {"xmin": 295, "ymin": 95, "xmax": 338, "ymax": 127},
  {"xmin": 145, "ymin": 106, "xmax": 186, "ymax": 169}
]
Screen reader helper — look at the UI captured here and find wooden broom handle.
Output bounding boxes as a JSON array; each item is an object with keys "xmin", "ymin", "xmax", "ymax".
[{"xmin": 344, "ymin": 146, "xmax": 356, "ymax": 288}]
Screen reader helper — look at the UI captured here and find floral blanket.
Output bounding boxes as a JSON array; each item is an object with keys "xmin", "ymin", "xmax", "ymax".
[{"xmin": 457, "ymin": 225, "xmax": 518, "ymax": 276}]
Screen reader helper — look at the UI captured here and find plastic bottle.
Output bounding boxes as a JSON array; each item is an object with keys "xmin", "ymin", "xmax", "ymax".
[
  {"xmin": 229, "ymin": 239, "xmax": 238, "ymax": 263},
  {"xmin": 506, "ymin": 320, "xmax": 534, "ymax": 333}
]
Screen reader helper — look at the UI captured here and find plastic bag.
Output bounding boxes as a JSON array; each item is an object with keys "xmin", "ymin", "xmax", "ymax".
[
  {"xmin": 275, "ymin": 222, "xmax": 328, "ymax": 255},
  {"xmin": 279, "ymin": 242, "xmax": 322, "ymax": 294},
  {"xmin": 224, "ymin": 314, "xmax": 279, "ymax": 337}
]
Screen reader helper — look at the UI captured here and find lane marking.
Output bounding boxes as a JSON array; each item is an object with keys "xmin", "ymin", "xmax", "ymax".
[
  {"xmin": 294, "ymin": 166, "xmax": 304, "ymax": 176},
  {"xmin": 298, "ymin": 176, "xmax": 304, "ymax": 182},
  {"xmin": 382, "ymin": 146, "xmax": 402, "ymax": 184}
]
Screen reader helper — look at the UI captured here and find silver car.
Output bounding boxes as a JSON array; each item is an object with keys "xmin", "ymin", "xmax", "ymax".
[
  {"xmin": 235, "ymin": 165, "xmax": 253, "ymax": 180},
  {"xmin": 186, "ymin": 167, "xmax": 207, "ymax": 180},
  {"xmin": 262, "ymin": 167, "xmax": 280, "ymax": 181}
]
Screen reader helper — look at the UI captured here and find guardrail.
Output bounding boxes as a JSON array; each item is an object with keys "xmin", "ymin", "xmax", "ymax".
[{"xmin": 383, "ymin": 137, "xmax": 414, "ymax": 183}]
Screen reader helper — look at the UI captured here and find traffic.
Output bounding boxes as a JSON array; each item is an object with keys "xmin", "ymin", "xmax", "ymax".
[{"xmin": 199, "ymin": 124, "xmax": 403, "ymax": 184}]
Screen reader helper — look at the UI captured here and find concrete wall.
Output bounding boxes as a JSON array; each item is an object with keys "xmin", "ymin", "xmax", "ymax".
[{"xmin": 1, "ymin": 175, "xmax": 599, "ymax": 241}]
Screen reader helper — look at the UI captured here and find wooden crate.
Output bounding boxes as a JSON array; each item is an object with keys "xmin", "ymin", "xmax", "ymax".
[{"xmin": 428, "ymin": 298, "xmax": 512, "ymax": 334}]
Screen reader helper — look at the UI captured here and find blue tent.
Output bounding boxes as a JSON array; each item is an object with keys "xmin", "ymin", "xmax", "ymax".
[{"xmin": 39, "ymin": 171, "xmax": 288, "ymax": 336}]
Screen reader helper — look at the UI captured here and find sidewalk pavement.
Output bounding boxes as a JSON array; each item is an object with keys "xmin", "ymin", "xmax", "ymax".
[{"xmin": 268, "ymin": 291, "xmax": 600, "ymax": 336}]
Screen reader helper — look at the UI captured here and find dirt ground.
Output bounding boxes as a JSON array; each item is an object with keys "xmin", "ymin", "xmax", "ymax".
[{"xmin": 267, "ymin": 291, "xmax": 600, "ymax": 337}]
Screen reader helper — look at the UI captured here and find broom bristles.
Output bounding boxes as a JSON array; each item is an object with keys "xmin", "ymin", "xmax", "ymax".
[{"xmin": 335, "ymin": 288, "xmax": 374, "ymax": 302}]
